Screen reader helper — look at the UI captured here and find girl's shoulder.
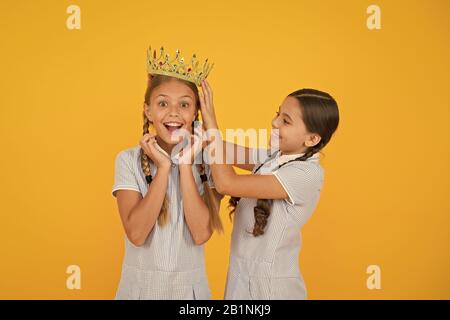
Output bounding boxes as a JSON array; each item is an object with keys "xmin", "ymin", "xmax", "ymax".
[
  {"xmin": 117, "ymin": 145, "xmax": 141, "ymax": 157},
  {"xmin": 112, "ymin": 146, "xmax": 143, "ymax": 197},
  {"xmin": 115, "ymin": 145, "xmax": 142, "ymax": 167},
  {"xmin": 276, "ymin": 156, "xmax": 324, "ymax": 182},
  {"xmin": 272, "ymin": 156, "xmax": 325, "ymax": 206}
]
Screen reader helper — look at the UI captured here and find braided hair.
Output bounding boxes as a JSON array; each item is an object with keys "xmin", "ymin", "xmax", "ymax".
[{"xmin": 140, "ymin": 113, "xmax": 170, "ymax": 226}]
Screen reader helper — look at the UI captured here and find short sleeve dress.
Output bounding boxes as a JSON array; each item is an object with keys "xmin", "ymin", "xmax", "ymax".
[
  {"xmin": 224, "ymin": 149, "xmax": 324, "ymax": 300},
  {"xmin": 112, "ymin": 145, "xmax": 214, "ymax": 299}
]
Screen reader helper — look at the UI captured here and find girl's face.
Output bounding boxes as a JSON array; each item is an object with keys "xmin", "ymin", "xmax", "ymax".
[
  {"xmin": 271, "ymin": 96, "xmax": 321, "ymax": 155},
  {"xmin": 144, "ymin": 79, "xmax": 198, "ymax": 149}
]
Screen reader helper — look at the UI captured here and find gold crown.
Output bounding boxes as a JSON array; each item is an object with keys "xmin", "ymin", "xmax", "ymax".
[{"xmin": 146, "ymin": 46, "xmax": 214, "ymax": 86}]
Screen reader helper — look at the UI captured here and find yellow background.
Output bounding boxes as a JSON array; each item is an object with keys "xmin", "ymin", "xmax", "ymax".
[{"xmin": 0, "ymin": 0, "xmax": 449, "ymax": 299}]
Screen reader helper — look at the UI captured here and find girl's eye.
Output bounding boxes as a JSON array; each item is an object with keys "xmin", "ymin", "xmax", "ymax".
[
  {"xmin": 158, "ymin": 101, "xmax": 168, "ymax": 107},
  {"xmin": 276, "ymin": 111, "xmax": 289, "ymax": 124},
  {"xmin": 180, "ymin": 102, "xmax": 190, "ymax": 108}
]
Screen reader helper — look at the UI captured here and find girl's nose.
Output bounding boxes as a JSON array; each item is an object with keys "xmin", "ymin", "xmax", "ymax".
[
  {"xmin": 272, "ymin": 117, "xmax": 279, "ymax": 129},
  {"xmin": 168, "ymin": 104, "xmax": 180, "ymax": 116}
]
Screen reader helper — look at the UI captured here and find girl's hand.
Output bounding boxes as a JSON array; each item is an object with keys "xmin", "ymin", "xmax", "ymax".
[
  {"xmin": 140, "ymin": 134, "xmax": 171, "ymax": 170},
  {"xmin": 199, "ymin": 80, "xmax": 219, "ymax": 130},
  {"xmin": 174, "ymin": 125, "xmax": 203, "ymax": 165}
]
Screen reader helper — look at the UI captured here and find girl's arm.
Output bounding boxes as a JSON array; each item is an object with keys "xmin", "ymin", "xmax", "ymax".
[
  {"xmin": 199, "ymin": 83, "xmax": 260, "ymax": 171},
  {"xmin": 116, "ymin": 165, "xmax": 170, "ymax": 247},
  {"xmin": 199, "ymin": 80, "xmax": 287, "ymax": 199},
  {"xmin": 220, "ymin": 141, "xmax": 256, "ymax": 171},
  {"xmin": 115, "ymin": 133, "xmax": 172, "ymax": 247},
  {"xmin": 209, "ymin": 151, "xmax": 287, "ymax": 199},
  {"xmin": 179, "ymin": 164, "xmax": 213, "ymax": 245}
]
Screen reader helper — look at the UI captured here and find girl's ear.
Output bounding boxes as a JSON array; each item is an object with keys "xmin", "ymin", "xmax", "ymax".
[
  {"xmin": 305, "ymin": 133, "xmax": 322, "ymax": 147},
  {"xmin": 144, "ymin": 103, "xmax": 153, "ymax": 122}
]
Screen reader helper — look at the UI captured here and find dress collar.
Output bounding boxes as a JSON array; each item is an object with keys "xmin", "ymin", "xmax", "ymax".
[
  {"xmin": 155, "ymin": 141, "xmax": 171, "ymax": 158},
  {"xmin": 276, "ymin": 150, "xmax": 319, "ymax": 166}
]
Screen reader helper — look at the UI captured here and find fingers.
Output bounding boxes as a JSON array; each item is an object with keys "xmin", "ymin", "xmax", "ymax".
[
  {"xmin": 201, "ymin": 80, "xmax": 211, "ymax": 108},
  {"xmin": 193, "ymin": 122, "xmax": 203, "ymax": 138},
  {"xmin": 140, "ymin": 142, "xmax": 151, "ymax": 157},
  {"xmin": 193, "ymin": 125, "xmax": 208, "ymax": 149},
  {"xmin": 142, "ymin": 133, "xmax": 155, "ymax": 143},
  {"xmin": 193, "ymin": 132, "xmax": 204, "ymax": 159},
  {"xmin": 199, "ymin": 90, "xmax": 207, "ymax": 112},
  {"xmin": 204, "ymin": 80, "xmax": 213, "ymax": 100},
  {"xmin": 146, "ymin": 137, "xmax": 158, "ymax": 154},
  {"xmin": 175, "ymin": 134, "xmax": 203, "ymax": 165},
  {"xmin": 140, "ymin": 134, "xmax": 157, "ymax": 157},
  {"xmin": 189, "ymin": 135, "xmax": 202, "ymax": 163}
]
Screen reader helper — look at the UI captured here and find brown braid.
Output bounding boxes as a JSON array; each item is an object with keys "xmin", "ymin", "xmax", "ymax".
[
  {"xmin": 228, "ymin": 146, "xmax": 321, "ymax": 236},
  {"xmin": 141, "ymin": 112, "xmax": 170, "ymax": 226}
]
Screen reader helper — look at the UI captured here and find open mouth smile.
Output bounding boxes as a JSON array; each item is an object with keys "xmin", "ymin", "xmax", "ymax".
[{"xmin": 163, "ymin": 121, "xmax": 184, "ymax": 133}]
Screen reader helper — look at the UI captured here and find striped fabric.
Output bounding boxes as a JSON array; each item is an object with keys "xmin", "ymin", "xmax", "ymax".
[
  {"xmin": 111, "ymin": 145, "xmax": 213, "ymax": 300},
  {"xmin": 224, "ymin": 149, "xmax": 324, "ymax": 300}
]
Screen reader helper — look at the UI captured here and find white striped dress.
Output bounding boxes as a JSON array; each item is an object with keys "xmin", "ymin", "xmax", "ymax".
[
  {"xmin": 224, "ymin": 149, "xmax": 324, "ymax": 300},
  {"xmin": 111, "ymin": 145, "xmax": 214, "ymax": 300}
]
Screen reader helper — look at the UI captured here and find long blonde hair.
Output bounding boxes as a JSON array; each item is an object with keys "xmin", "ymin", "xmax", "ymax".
[{"xmin": 141, "ymin": 74, "xmax": 223, "ymax": 233}]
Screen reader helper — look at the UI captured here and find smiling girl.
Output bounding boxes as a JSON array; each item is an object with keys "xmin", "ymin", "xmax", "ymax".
[
  {"xmin": 111, "ymin": 50, "xmax": 222, "ymax": 299},
  {"xmin": 199, "ymin": 80, "xmax": 339, "ymax": 300}
]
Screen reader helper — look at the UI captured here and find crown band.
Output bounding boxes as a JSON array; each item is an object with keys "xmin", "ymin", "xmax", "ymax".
[{"xmin": 147, "ymin": 46, "xmax": 214, "ymax": 86}]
